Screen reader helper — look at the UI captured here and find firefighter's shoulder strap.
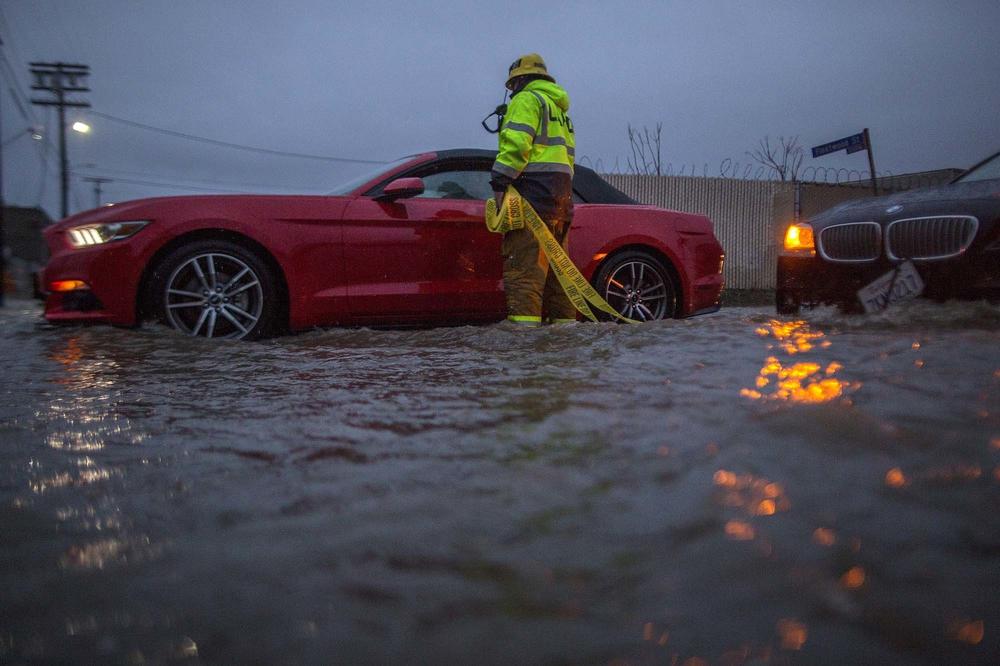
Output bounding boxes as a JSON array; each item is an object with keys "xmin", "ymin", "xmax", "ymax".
[{"xmin": 485, "ymin": 187, "xmax": 638, "ymax": 324}]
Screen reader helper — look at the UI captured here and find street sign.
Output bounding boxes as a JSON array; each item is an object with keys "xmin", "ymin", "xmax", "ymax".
[
  {"xmin": 811, "ymin": 132, "xmax": 866, "ymax": 158},
  {"xmin": 845, "ymin": 139, "xmax": 867, "ymax": 155}
]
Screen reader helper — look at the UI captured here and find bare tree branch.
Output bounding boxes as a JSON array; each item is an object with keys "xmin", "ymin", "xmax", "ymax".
[
  {"xmin": 747, "ymin": 135, "xmax": 804, "ymax": 181},
  {"xmin": 626, "ymin": 123, "xmax": 664, "ymax": 176}
]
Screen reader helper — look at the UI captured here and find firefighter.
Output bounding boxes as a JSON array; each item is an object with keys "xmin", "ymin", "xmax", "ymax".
[{"xmin": 490, "ymin": 53, "xmax": 576, "ymax": 326}]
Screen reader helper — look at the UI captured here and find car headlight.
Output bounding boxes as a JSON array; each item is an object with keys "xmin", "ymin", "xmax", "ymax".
[
  {"xmin": 782, "ymin": 222, "xmax": 815, "ymax": 256},
  {"xmin": 67, "ymin": 220, "xmax": 149, "ymax": 248}
]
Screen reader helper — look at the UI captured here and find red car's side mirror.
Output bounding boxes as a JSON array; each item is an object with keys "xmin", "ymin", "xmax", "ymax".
[{"xmin": 379, "ymin": 177, "xmax": 425, "ymax": 200}]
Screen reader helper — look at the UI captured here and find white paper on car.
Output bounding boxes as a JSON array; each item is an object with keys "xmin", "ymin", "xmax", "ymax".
[{"xmin": 857, "ymin": 260, "xmax": 925, "ymax": 313}]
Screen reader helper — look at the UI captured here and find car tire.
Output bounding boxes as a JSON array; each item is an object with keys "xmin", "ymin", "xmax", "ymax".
[
  {"xmin": 150, "ymin": 239, "xmax": 280, "ymax": 340},
  {"xmin": 775, "ymin": 289, "xmax": 801, "ymax": 315},
  {"xmin": 591, "ymin": 250, "xmax": 677, "ymax": 321}
]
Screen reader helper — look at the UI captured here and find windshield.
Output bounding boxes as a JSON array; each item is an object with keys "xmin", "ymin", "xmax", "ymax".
[
  {"xmin": 954, "ymin": 152, "xmax": 1000, "ymax": 183},
  {"xmin": 327, "ymin": 156, "xmax": 414, "ymax": 195}
]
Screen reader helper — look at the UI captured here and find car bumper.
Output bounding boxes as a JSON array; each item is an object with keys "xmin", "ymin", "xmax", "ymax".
[
  {"xmin": 777, "ymin": 252, "xmax": 1000, "ymax": 310},
  {"xmin": 689, "ymin": 273, "xmax": 724, "ymax": 314},
  {"xmin": 42, "ymin": 242, "xmax": 142, "ymax": 326}
]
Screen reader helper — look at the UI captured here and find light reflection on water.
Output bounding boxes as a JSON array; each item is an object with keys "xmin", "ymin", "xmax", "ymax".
[
  {"xmin": 742, "ymin": 319, "xmax": 856, "ymax": 404},
  {"xmin": 0, "ymin": 299, "xmax": 997, "ymax": 663}
]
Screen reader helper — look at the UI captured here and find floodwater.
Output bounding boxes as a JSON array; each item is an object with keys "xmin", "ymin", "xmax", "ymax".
[{"xmin": 1, "ymin": 298, "xmax": 998, "ymax": 665}]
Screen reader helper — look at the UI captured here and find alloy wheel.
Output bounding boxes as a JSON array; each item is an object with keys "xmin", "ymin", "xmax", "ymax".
[
  {"xmin": 602, "ymin": 260, "xmax": 671, "ymax": 321},
  {"xmin": 164, "ymin": 252, "xmax": 264, "ymax": 339}
]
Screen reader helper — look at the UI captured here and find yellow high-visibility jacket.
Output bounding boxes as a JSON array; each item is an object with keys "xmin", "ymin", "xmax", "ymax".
[{"xmin": 490, "ymin": 79, "xmax": 575, "ymax": 222}]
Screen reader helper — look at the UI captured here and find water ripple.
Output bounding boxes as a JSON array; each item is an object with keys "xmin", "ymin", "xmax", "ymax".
[{"xmin": 1, "ymin": 299, "xmax": 997, "ymax": 663}]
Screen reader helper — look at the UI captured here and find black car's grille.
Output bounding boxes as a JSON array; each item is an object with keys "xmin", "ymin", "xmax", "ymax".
[
  {"xmin": 886, "ymin": 216, "xmax": 978, "ymax": 260},
  {"xmin": 818, "ymin": 222, "xmax": 881, "ymax": 262}
]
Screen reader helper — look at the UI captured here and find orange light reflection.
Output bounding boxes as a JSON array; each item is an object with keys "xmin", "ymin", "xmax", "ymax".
[
  {"xmin": 725, "ymin": 520, "xmax": 755, "ymax": 541},
  {"xmin": 714, "ymin": 469, "xmax": 791, "ymax": 516},
  {"xmin": 755, "ymin": 319, "xmax": 830, "ymax": 354},
  {"xmin": 812, "ymin": 528, "xmax": 836, "ymax": 546},
  {"xmin": 744, "ymin": 321, "xmax": 857, "ymax": 404},
  {"xmin": 885, "ymin": 468, "xmax": 907, "ymax": 488},
  {"xmin": 840, "ymin": 566, "xmax": 866, "ymax": 589},
  {"xmin": 776, "ymin": 618, "xmax": 808, "ymax": 650},
  {"xmin": 742, "ymin": 356, "xmax": 854, "ymax": 404},
  {"xmin": 947, "ymin": 619, "xmax": 985, "ymax": 645}
]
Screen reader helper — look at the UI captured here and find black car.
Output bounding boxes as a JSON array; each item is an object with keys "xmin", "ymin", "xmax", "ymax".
[{"xmin": 777, "ymin": 151, "xmax": 1000, "ymax": 314}]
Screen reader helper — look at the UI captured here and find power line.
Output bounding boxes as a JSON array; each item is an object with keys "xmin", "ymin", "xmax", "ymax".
[
  {"xmin": 0, "ymin": 7, "xmax": 19, "ymax": 53},
  {"xmin": 73, "ymin": 164, "xmax": 320, "ymax": 192},
  {"xmin": 2, "ymin": 127, "xmax": 32, "ymax": 147},
  {"xmin": 0, "ymin": 49, "xmax": 61, "ymax": 198},
  {"xmin": 81, "ymin": 176, "xmax": 110, "ymax": 207},
  {"xmin": 0, "ymin": 28, "xmax": 52, "ymax": 212},
  {"xmin": 0, "ymin": 8, "xmax": 379, "ymax": 213},
  {"xmin": 0, "ymin": 9, "xmax": 41, "ymax": 126},
  {"xmin": 0, "ymin": 51, "xmax": 38, "ymax": 125},
  {"xmin": 74, "ymin": 174, "xmax": 261, "ymax": 195},
  {"xmin": 85, "ymin": 110, "xmax": 387, "ymax": 165},
  {"xmin": 0, "ymin": 14, "xmax": 83, "ymax": 217}
]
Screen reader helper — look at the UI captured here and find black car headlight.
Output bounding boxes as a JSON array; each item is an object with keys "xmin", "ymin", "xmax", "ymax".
[{"xmin": 67, "ymin": 220, "xmax": 149, "ymax": 248}]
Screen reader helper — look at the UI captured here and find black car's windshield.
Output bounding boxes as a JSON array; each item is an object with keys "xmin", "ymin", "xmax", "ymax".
[
  {"xmin": 954, "ymin": 152, "xmax": 1000, "ymax": 183},
  {"xmin": 327, "ymin": 156, "xmax": 413, "ymax": 195}
]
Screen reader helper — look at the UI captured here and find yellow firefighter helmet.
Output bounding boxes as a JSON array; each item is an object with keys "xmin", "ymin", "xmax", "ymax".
[{"xmin": 505, "ymin": 53, "xmax": 555, "ymax": 90}]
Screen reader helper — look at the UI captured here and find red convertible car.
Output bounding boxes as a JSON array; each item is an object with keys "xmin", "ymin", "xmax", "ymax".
[{"xmin": 41, "ymin": 149, "xmax": 725, "ymax": 339}]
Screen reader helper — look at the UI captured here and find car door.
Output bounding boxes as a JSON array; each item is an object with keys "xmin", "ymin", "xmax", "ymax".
[{"xmin": 340, "ymin": 162, "xmax": 504, "ymax": 325}]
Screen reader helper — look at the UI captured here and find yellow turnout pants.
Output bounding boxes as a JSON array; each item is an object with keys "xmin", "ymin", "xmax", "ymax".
[
  {"xmin": 485, "ymin": 187, "xmax": 638, "ymax": 325},
  {"xmin": 502, "ymin": 219, "xmax": 576, "ymax": 325}
]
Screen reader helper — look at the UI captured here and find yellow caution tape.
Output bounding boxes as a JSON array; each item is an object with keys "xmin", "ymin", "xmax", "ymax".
[
  {"xmin": 484, "ymin": 186, "xmax": 525, "ymax": 233},
  {"xmin": 485, "ymin": 187, "xmax": 638, "ymax": 324}
]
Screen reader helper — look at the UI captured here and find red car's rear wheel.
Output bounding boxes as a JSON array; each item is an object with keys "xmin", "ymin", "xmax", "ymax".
[{"xmin": 151, "ymin": 240, "xmax": 279, "ymax": 340}]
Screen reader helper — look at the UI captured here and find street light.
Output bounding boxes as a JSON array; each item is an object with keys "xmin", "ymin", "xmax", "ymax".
[{"xmin": 71, "ymin": 121, "xmax": 90, "ymax": 134}]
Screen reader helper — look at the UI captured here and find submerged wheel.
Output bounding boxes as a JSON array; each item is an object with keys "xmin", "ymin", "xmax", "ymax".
[
  {"xmin": 151, "ymin": 240, "xmax": 279, "ymax": 340},
  {"xmin": 592, "ymin": 250, "xmax": 677, "ymax": 321},
  {"xmin": 775, "ymin": 289, "xmax": 801, "ymax": 315}
]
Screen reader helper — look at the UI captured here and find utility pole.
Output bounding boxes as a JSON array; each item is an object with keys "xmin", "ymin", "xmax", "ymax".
[
  {"xmin": 29, "ymin": 62, "xmax": 90, "ymax": 219},
  {"xmin": 83, "ymin": 176, "xmax": 111, "ymax": 208}
]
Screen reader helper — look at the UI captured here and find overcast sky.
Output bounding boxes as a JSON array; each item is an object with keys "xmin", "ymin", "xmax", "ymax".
[{"xmin": 2, "ymin": 0, "xmax": 999, "ymax": 218}]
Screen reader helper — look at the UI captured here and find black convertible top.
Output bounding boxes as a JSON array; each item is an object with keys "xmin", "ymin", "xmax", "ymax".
[{"xmin": 434, "ymin": 148, "xmax": 638, "ymax": 205}]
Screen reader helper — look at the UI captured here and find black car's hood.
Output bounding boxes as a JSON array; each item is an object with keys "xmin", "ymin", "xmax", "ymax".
[{"xmin": 813, "ymin": 178, "xmax": 1000, "ymax": 225}]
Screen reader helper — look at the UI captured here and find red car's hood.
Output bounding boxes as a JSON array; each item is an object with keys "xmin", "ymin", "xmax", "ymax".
[{"xmin": 46, "ymin": 194, "xmax": 354, "ymax": 233}]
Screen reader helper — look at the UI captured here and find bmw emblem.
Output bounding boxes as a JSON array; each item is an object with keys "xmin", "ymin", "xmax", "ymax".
[{"xmin": 885, "ymin": 204, "xmax": 903, "ymax": 215}]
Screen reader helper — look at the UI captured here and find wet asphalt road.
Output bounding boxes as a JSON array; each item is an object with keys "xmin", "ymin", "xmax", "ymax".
[{"xmin": 1, "ymin": 299, "xmax": 998, "ymax": 664}]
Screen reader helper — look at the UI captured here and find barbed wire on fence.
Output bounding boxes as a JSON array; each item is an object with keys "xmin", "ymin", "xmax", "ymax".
[
  {"xmin": 581, "ymin": 154, "xmax": 961, "ymax": 191},
  {"xmin": 719, "ymin": 159, "xmax": 778, "ymax": 181}
]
